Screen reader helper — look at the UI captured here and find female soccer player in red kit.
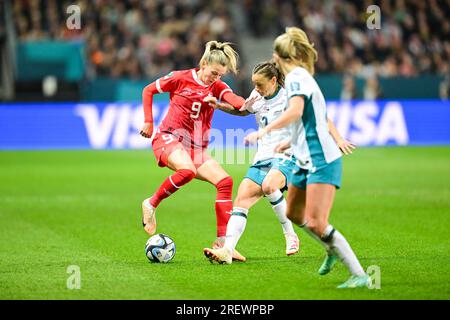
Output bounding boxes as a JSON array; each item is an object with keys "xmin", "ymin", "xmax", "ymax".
[{"xmin": 139, "ymin": 41, "xmax": 247, "ymax": 261}]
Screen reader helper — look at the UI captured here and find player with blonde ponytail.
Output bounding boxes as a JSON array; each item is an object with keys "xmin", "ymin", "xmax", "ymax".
[
  {"xmin": 140, "ymin": 40, "xmax": 249, "ymax": 262},
  {"xmin": 245, "ymin": 27, "xmax": 369, "ymax": 289},
  {"xmin": 200, "ymin": 41, "xmax": 239, "ymax": 75},
  {"xmin": 203, "ymin": 60, "xmax": 352, "ymax": 264}
]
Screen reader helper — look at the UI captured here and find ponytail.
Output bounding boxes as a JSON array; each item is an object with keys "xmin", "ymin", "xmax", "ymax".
[
  {"xmin": 199, "ymin": 41, "xmax": 239, "ymax": 74},
  {"xmin": 252, "ymin": 61, "xmax": 285, "ymax": 87},
  {"xmin": 273, "ymin": 27, "xmax": 318, "ymax": 75}
]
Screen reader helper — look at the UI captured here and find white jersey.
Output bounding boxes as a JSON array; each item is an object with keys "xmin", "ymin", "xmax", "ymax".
[
  {"xmin": 285, "ymin": 67, "xmax": 341, "ymax": 170},
  {"xmin": 244, "ymin": 87, "xmax": 293, "ymax": 164}
]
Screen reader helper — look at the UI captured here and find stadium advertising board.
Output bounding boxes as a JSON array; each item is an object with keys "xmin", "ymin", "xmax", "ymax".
[{"xmin": 0, "ymin": 100, "xmax": 449, "ymax": 150}]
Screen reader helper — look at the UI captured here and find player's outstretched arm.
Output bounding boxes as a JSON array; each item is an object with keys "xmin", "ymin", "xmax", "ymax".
[
  {"xmin": 221, "ymin": 91, "xmax": 246, "ymax": 110},
  {"xmin": 244, "ymin": 96, "xmax": 304, "ymax": 145},
  {"xmin": 327, "ymin": 117, "xmax": 356, "ymax": 155},
  {"xmin": 204, "ymin": 96, "xmax": 250, "ymax": 116}
]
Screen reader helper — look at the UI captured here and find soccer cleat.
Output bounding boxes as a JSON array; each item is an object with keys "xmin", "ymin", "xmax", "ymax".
[
  {"xmin": 203, "ymin": 247, "xmax": 232, "ymax": 265},
  {"xmin": 337, "ymin": 274, "xmax": 370, "ymax": 289},
  {"xmin": 142, "ymin": 198, "xmax": 157, "ymax": 235},
  {"xmin": 212, "ymin": 238, "xmax": 246, "ymax": 262},
  {"xmin": 285, "ymin": 232, "xmax": 300, "ymax": 256},
  {"xmin": 318, "ymin": 253, "xmax": 338, "ymax": 275}
]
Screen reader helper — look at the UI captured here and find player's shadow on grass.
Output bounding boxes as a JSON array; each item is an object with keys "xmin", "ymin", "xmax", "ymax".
[
  {"xmin": 243, "ymin": 255, "xmax": 319, "ymax": 263},
  {"xmin": 141, "ymin": 254, "xmax": 325, "ymax": 266}
]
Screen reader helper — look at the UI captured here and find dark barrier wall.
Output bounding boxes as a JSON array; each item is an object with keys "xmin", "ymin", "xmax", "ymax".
[
  {"xmin": 16, "ymin": 41, "xmax": 86, "ymax": 81},
  {"xmin": 81, "ymin": 76, "xmax": 446, "ymax": 102},
  {"xmin": 1, "ymin": 100, "xmax": 449, "ymax": 150},
  {"xmin": 15, "ymin": 42, "xmax": 445, "ymax": 99},
  {"xmin": 315, "ymin": 75, "xmax": 445, "ymax": 100}
]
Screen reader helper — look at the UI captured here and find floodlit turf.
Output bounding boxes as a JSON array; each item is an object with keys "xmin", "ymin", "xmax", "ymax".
[{"xmin": 0, "ymin": 147, "xmax": 449, "ymax": 300}]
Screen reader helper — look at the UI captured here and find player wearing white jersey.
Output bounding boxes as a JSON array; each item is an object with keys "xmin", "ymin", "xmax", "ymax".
[
  {"xmin": 245, "ymin": 27, "xmax": 369, "ymax": 289},
  {"xmin": 204, "ymin": 62, "xmax": 300, "ymax": 261},
  {"xmin": 203, "ymin": 61, "xmax": 351, "ymax": 265},
  {"xmin": 249, "ymin": 87, "xmax": 293, "ymax": 164}
]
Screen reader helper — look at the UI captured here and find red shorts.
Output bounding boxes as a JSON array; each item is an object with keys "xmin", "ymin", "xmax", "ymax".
[{"xmin": 152, "ymin": 131, "xmax": 211, "ymax": 169}]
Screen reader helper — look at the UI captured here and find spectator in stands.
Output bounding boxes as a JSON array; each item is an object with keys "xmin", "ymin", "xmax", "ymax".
[
  {"xmin": 363, "ymin": 77, "xmax": 383, "ymax": 100},
  {"xmin": 439, "ymin": 75, "xmax": 450, "ymax": 101},
  {"xmin": 243, "ymin": 0, "xmax": 449, "ymax": 78},
  {"xmin": 12, "ymin": 0, "xmax": 240, "ymax": 82},
  {"xmin": 340, "ymin": 74, "xmax": 359, "ymax": 101},
  {"xmin": 11, "ymin": 0, "xmax": 450, "ymax": 90}
]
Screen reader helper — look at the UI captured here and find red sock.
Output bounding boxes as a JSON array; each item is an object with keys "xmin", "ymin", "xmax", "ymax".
[
  {"xmin": 215, "ymin": 176, "xmax": 233, "ymax": 237},
  {"xmin": 150, "ymin": 169, "xmax": 196, "ymax": 208}
]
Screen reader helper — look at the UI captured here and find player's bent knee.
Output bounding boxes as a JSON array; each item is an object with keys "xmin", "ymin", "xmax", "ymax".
[
  {"xmin": 233, "ymin": 193, "xmax": 246, "ymax": 206},
  {"xmin": 261, "ymin": 181, "xmax": 277, "ymax": 195},
  {"xmin": 234, "ymin": 198, "xmax": 251, "ymax": 209},
  {"xmin": 186, "ymin": 166, "xmax": 197, "ymax": 175},
  {"xmin": 179, "ymin": 162, "xmax": 197, "ymax": 173}
]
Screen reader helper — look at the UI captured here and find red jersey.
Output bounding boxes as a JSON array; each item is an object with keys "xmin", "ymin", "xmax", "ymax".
[{"xmin": 143, "ymin": 68, "xmax": 244, "ymax": 148}]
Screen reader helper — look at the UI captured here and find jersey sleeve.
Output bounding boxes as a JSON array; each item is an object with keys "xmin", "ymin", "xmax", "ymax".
[
  {"xmin": 213, "ymin": 80, "xmax": 245, "ymax": 110},
  {"xmin": 155, "ymin": 71, "xmax": 179, "ymax": 93},
  {"xmin": 142, "ymin": 71, "xmax": 179, "ymax": 123},
  {"xmin": 286, "ymin": 71, "xmax": 313, "ymax": 100},
  {"xmin": 214, "ymin": 80, "xmax": 233, "ymax": 101}
]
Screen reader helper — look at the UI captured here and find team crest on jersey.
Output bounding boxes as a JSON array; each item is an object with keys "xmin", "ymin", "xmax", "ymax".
[
  {"xmin": 290, "ymin": 82, "xmax": 300, "ymax": 92},
  {"xmin": 181, "ymin": 88, "xmax": 194, "ymax": 96},
  {"xmin": 163, "ymin": 72, "xmax": 174, "ymax": 79},
  {"xmin": 180, "ymin": 88, "xmax": 207, "ymax": 96}
]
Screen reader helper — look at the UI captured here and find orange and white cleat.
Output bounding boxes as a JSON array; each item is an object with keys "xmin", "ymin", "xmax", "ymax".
[
  {"xmin": 285, "ymin": 232, "xmax": 300, "ymax": 256},
  {"xmin": 212, "ymin": 238, "xmax": 246, "ymax": 262},
  {"xmin": 203, "ymin": 247, "xmax": 232, "ymax": 265},
  {"xmin": 142, "ymin": 198, "xmax": 157, "ymax": 235}
]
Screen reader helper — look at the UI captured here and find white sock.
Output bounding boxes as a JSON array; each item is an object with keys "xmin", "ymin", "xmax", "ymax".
[
  {"xmin": 224, "ymin": 207, "xmax": 248, "ymax": 251},
  {"xmin": 322, "ymin": 225, "xmax": 365, "ymax": 276},
  {"xmin": 299, "ymin": 223, "xmax": 333, "ymax": 254},
  {"xmin": 266, "ymin": 191, "xmax": 295, "ymax": 235}
]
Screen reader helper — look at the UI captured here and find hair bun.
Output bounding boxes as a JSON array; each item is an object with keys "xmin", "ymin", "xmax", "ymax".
[{"xmin": 213, "ymin": 43, "xmax": 225, "ymax": 51}]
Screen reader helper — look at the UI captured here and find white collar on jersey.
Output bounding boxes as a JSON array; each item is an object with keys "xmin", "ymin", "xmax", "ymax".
[{"xmin": 192, "ymin": 69, "xmax": 209, "ymax": 87}]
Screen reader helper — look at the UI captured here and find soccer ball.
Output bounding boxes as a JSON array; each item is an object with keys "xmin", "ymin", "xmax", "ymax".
[{"xmin": 145, "ymin": 233, "xmax": 176, "ymax": 263}]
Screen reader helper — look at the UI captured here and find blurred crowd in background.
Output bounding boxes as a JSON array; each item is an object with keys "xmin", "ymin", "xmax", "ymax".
[
  {"xmin": 13, "ymin": 0, "xmax": 237, "ymax": 80},
  {"xmin": 245, "ymin": 0, "xmax": 449, "ymax": 78},
  {"xmin": 11, "ymin": 0, "xmax": 450, "ymax": 99}
]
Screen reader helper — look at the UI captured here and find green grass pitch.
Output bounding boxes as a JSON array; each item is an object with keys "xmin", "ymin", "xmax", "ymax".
[{"xmin": 0, "ymin": 147, "xmax": 449, "ymax": 299}]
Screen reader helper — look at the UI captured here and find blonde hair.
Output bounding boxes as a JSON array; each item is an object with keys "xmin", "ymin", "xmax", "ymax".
[
  {"xmin": 273, "ymin": 27, "xmax": 318, "ymax": 75},
  {"xmin": 253, "ymin": 61, "xmax": 285, "ymax": 87},
  {"xmin": 199, "ymin": 41, "xmax": 239, "ymax": 74}
]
